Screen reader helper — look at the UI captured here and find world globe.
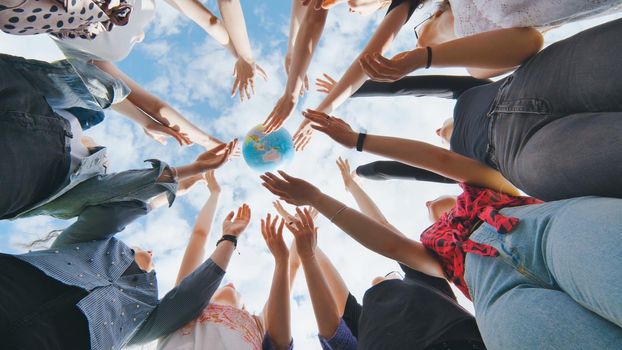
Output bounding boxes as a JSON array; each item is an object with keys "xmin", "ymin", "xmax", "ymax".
[{"xmin": 242, "ymin": 125, "xmax": 294, "ymax": 172}]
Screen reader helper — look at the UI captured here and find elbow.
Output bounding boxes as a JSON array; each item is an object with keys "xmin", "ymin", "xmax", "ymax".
[
  {"xmin": 192, "ymin": 229, "xmax": 209, "ymax": 238},
  {"xmin": 516, "ymin": 27, "xmax": 544, "ymax": 61}
]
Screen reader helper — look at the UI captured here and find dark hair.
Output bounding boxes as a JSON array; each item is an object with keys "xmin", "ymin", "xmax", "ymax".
[{"xmin": 21, "ymin": 230, "xmax": 63, "ymax": 251}]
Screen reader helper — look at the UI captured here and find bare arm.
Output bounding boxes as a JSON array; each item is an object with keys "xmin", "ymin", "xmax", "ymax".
[
  {"xmin": 287, "ymin": 209, "xmax": 342, "ymax": 339},
  {"xmin": 286, "ymin": 0, "xmax": 308, "ymax": 59},
  {"xmin": 315, "ymin": 1, "xmax": 410, "ymax": 114},
  {"xmin": 336, "ymin": 157, "xmax": 399, "ymax": 232},
  {"xmin": 175, "ymin": 172, "xmax": 221, "ymax": 285},
  {"xmin": 304, "ymin": 110, "xmax": 520, "ymax": 195},
  {"xmin": 216, "ymin": 0, "xmax": 253, "ymax": 61},
  {"xmin": 263, "ymin": 3, "xmax": 328, "ymax": 132},
  {"xmin": 165, "ymin": 0, "xmax": 236, "ymax": 56},
  {"xmin": 94, "ymin": 60, "xmax": 222, "ymax": 148},
  {"xmin": 261, "ymin": 174, "xmax": 446, "ymax": 279},
  {"xmin": 361, "ymin": 27, "xmax": 544, "ymax": 81},
  {"xmin": 261, "ymin": 215, "xmax": 292, "ymax": 350},
  {"xmin": 111, "ymin": 98, "xmax": 191, "ymax": 146},
  {"xmin": 314, "ymin": 192, "xmax": 445, "ymax": 278},
  {"xmin": 292, "ymin": 0, "xmax": 410, "ymax": 147}
]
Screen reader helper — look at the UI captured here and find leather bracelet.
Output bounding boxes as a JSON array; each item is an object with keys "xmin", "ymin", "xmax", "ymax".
[
  {"xmin": 356, "ymin": 132, "xmax": 367, "ymax": 152},
  {"xmin": 425, "ymin": 46, "xmax": 432, "ymax": 69},
  {"xmin": 217, "ymin": 235, "xmax": 237, "ymax": 248}
]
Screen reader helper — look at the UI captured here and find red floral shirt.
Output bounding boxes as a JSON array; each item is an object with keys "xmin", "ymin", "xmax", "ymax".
[{"xmin": 420, "ymin": 183, "xmax": 542, "ymax": 299}]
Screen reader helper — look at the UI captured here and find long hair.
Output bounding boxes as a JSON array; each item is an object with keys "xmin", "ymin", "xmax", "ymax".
[{"xmin": 20, "ymin": 230, "xmax": 63, "ymax": 251}]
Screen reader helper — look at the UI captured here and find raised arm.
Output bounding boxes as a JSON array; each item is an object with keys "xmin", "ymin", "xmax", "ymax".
[
  {"xmin": 164, "ymin": 0, "xmax": 235, "ymax": 55},
  {"xmin": 111, "ymin": 98, "xmax": 191, "ymax": 146},
  {"xmin": 288, "ymin": 208, "xmax": 342, "ymax": 339},
  {"xmin": 304, "ymin": 109, "xmax": 520, "ymax": 195},
  {"xmin": 128, "ymin": 204, "xmax": 251, "ymax": 345},
  {"xmin": 263, "ymin": 1, "xmax": 328, "ymax": 133},
  {"xmin": 360, "ymin": 27, "xmax": 544, "ymax": 81},
  {"xmin": 336, "ymin": 157, "xmax": 399, "ymax": 232},
  {"xmin": 293, "ymin": 0, "xmax": 412, "ymax": 149},
  {"xmin": 175, "ymin": 171, "xmax": 221, "ymax": 285},
  {"xmin": 261, "ymin": 214, "xmax": 293, "ymax": 350},
  {"xmin": 94, "ymin": 60, "xmax": 223, "ymax": 149},
  {"xmin": 261, "ymin": 172, "xmax": 446, "ymax": 279},
  {"xmin": 52, "ymin": 201, "xmax": 149, "ymax": 248}
]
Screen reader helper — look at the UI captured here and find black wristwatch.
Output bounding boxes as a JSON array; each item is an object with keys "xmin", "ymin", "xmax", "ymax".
[
  {"xmin": 216, "ymin": 235, "xmax": 238, "ymax": 248},
  {"xmin": 356, "ymin": 132, "xmax": 367, "ymax": 152}
]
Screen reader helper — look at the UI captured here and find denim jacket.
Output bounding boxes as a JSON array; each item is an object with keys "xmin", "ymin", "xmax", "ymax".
[
  {"xmin": 0, "ymin": 53, "xmax": 129, "ymax": 130},
  {"xmin": 13, "ymin": 146, "xmax": 177, "ymax": 220},
  {"xmin": 16, "ymin": 201, "xmax": 226, "ymax": 350}
]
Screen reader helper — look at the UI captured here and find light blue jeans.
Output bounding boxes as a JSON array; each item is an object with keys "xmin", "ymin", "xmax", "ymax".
[{"xmin": 465, "ymin": 197, "xmax": 622, "ymax": 350}]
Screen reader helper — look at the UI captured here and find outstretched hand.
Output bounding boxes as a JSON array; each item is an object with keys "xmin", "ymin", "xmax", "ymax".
[
  {"xmin": 315, "ymin": 73, "xmax": 337, "ymax": 94},
  {"xmin": 143, "ymin": 120, "xmax": 192, "ymax": 146},
  {"xmin": 359, "ymin": 51, "xmax": 423, "ymax": 82},
  {"xmin": 205, "ymin": 170, "xmax": 220, "ymax": 193},
  {"xmin": 194, "ymin": 139, "xmax": 238, "ymax": 172},
  {"xmin": 336, "ymin": 157, "xmax": 358, "ymax": 190},
  {"xmin": 302, "ymin": 109, "xmax": 357, "ymax": 149},
  {"xmin": 273, "ymin": 200, "xmax": 319, "ymax": 224},
  {"xmin": 260, "ymin": 171, "xmax": 321, "ymax": 206},
  {"xmin": 263, "ymin": 94, "xmax": 297, "ymax": 133},
  {"xmin": 232, "ymin": 58, "xmax": 268, "ymax": 102},
  {"xmin": 222, "ymin": 203, "xmax": 252, "ymax": 237},
  {"xmin": 292, "ymin": 120, "xmax": 314, "ymax": 151},
  {"xmin": 261, "ymin": 213, "xmax": 289, "ymax": 262},
  {"xmin": 285, "ymin": 208, "xmax": 318, "ymax": 261}
]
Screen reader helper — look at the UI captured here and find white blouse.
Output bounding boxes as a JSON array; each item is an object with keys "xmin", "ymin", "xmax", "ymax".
[
  {"xmin": 55, "ymin": 0, "xmax": 155, "ymax": 61},
  {"xmin": 450, "ymin": 0, "xmax": 622, "ymax": 37}
]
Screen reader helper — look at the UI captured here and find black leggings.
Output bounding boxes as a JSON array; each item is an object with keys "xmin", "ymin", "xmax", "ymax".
[
  {"xmin": 488, "ymin": 18, "xmax": 622, "ymax": 201},
  {"xmin": 0, "ymin": 254, "xmax": 90, "ymax": 349},
  {"xmin": 356, "ymin": 161, "xmax": 456, "ymax": 184}
]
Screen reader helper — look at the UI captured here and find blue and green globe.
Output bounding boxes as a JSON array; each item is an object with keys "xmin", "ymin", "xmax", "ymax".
[{"xmin": 242, "ymin": 125, "xmax": 294, "ymax": 172}]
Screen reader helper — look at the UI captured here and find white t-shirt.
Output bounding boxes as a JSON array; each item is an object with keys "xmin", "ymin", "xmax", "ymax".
[
  {"xmin": 450, "ymin": 0, "xmax": 622, "ymax": 37},
  {"xmin": 55, "ymin": 0, "xmax": 156, "ymax": 62}
]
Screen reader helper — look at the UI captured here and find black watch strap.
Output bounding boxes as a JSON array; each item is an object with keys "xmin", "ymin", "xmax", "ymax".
[
  {"xmin": 217, "ymin": 235, "xmax": 238, "ymax": 248},
  {"xmin": 356, "ymin": 132, "xmax": 367, "ymax": 152}
]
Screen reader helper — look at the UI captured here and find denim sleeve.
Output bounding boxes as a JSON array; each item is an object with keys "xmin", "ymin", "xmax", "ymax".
[
  {"xmin": 31, "ymin": 159, "xmax": 178, "ymax": 220},
  {"xmin": 127, "ymin": 258, "xmax": 225, "ymax": 345},
  {"xmin": 51, "ymin": 200, "xmax": 149, "ymax": 248},
  {"xmin": 262, "ymin": 334, "xmax": 294, "ymax": 350},
  {"xmin": 318, "ymin": 319, "xmax": 357, "ymax": 350}
]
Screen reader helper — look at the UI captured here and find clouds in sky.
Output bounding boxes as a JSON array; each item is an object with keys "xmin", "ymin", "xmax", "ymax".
[{"xmin": 1, "ymin": 2, "xmax": 621, "ymax": 349}]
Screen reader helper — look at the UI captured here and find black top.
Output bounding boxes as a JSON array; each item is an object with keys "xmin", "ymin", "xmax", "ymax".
[
  {"xmin": 450, "ymin": 79, "xmax": 504, "ymax": 167},
  {"xmin": 356, "ymin": 161, "xmax": 456, "ymax": 184},
  {"xmin": 354, "ymin": 75, "xmax": 492, "ymax": 100},
  {"xmin": 356, "ymin": 264, "xmax": 481, "ymax": 350}
]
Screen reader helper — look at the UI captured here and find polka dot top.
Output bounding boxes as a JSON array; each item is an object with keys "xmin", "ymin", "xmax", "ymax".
[{"xmin": 0, "ymin": 0, "xmax": 132, "ymax": 39}]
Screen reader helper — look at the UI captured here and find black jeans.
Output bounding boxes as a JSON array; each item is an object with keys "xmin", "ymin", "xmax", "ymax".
[
  {"xmin": 488, "ymin": 18, "xmax": 622, "ymax": 201},
  {"xmin": 0, "ymin": 254, "xmax": 90, "ymax": 349},
  {"xmin": 0, "ymin": 56, "xmax": 71, "ymax": 219}
]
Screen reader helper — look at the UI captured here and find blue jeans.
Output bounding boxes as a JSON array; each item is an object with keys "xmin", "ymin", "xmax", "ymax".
[{"xmin": 465, "ymin": 197, "xmax": 622, "ymax": 349}]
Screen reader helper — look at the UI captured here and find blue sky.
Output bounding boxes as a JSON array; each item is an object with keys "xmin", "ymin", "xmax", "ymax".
[{"xmin": 1, "ymin": 1, "xmax": 621, "ymax": 348}]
